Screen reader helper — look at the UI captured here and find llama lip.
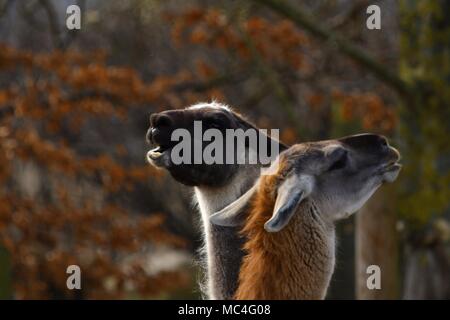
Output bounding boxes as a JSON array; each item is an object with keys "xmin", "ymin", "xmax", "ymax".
[
  {"xmin": 380, "ymin": 158, "xmax": 402, "ymax": 172},
  {"xmin": 147, "ymin": 144, "xmax": 171, "ymax": 161},
  {"xmin": 148, "ymin": 146, "xmax": 162, "ymax": 159},
  {"xmin": 384, "ymin": 161, "xmax": 401, "ymax": 171}
]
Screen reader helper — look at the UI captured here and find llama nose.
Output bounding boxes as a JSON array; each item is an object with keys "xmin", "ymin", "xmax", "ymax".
[{"xmin": 377, "ymin": 135, "xmax": 388, "ymax": 148}]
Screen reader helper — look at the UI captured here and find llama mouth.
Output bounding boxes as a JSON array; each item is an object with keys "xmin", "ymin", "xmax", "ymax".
[
  {"xmin": 147, "ymin": 144, "xmax": 171, "ymax": 164},
  {"xmin": 382, "ymin": 161, "xmax": 401, "ymax": 171},
  {"xmin": 380, "ymin": 161, "xmax": 402, "ymax": 183}
]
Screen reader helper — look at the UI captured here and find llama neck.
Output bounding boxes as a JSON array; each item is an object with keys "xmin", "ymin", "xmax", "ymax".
[
  {"xmin": 236, "ymin": 196, "xmax": 336, "ymax": 300},
  {"xmin": 194, "ymin": 165, "xmax": 260, "ymax": 299}
]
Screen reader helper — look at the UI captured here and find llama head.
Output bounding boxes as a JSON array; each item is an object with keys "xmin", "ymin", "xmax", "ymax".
[
  {"xmin": 210, "ymin": 133, "xmax": 401, "ymax": 232},
  {"xmin": 146, "ymin": 102, "xmax": 284, "ymax": 187}
]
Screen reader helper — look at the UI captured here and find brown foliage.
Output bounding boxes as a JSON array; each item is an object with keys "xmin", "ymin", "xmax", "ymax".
[
  {"xmin": 332, "ymin": 90, "xmax": 397, "ymax": 133},
  {"xmin": 0, "ymin": 45, "xmax": 192, "ymax": 299},
  {"xmin": 169, "ymin": 8, "xmax": 310, "ymax": 71}
]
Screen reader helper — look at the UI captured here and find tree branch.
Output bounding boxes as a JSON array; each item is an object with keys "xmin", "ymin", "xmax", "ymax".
[
  {"xmin": 0, "ymin": 0, "xmax": 14, "ymax": 19},
  {"xmin": 253, "ymin": 0, "xmax": 412, "ymax": 97},
  {"xmin": 39, "ymin": 0, "xmax": 63, "ymax": 49},
  {"xmin": 329, "ymin": 0, "xmax": 371, "ymax": 29}
]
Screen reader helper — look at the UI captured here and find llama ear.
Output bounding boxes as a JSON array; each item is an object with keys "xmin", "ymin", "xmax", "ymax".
[
  {"xmin": 264, "ymin": 174, "xmax": 313, "ymax": 233},
  {"xmin": 209, "ymin": 183, "xmax": 258, "ymax": 227}
]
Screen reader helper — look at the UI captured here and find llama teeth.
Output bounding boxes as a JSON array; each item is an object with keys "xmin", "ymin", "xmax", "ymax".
[
  {"xmin": 151, "ymin": 151, "xmax": 162, "ymax": 158},
  {"xmin": 148, "ymin": 147, "xmax": 163, "ymax": 159}
]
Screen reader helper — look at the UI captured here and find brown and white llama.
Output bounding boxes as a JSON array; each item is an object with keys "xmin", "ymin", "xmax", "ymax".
[{"xmin": 211, "ymin": 134, "xmax": 401, "ymax": 299}]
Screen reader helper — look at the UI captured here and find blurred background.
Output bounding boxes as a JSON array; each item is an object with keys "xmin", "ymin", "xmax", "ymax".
[{"xmin": 0, "ymin": 0, "xmax": 449, "ymax": 299}]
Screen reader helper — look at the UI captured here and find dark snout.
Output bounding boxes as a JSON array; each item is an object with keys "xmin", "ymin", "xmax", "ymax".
[
  {"xmin": 147, "ymin": 111, "xmax": 178, "ymax": 147},
  {"xmin": 339, "ymin": 133, "xmax": 400, "ymax": 163}
]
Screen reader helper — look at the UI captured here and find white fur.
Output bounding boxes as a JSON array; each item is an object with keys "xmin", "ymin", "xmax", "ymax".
[
  {"xmin": 209, "ymin": 182, "xmax": 259, "ymax": 227},
  {"xmin": 195, "ymin": 145, "xmax": 260, "ymax": 299},
  {"xmin": 188, "ymin": 101, "xmax": 232, "ymax": 112},
  {"xmin": 184, "ymin": 102, "xmax": 264, "ymax": 298},
  {"xmin": 194, "ymin": 162, "xmax": 260, "ymax": 299}
]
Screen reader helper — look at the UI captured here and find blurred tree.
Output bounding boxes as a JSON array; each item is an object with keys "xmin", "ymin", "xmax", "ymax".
[
  {"xmin": 253, "ymin": 0, "xmax": 449, "ymax": 299},
  {"xmin": 398, "ymin": 0, "xmax": 450, "ymax": 299},
  {"xmin": 0, "ymin": 46, "xmax": 191, "ymax": 299}
]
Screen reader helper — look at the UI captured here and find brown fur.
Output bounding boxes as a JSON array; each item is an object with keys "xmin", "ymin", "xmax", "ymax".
[{"xmin": 235, "ymin": 161, "xmax": 335, "ymax": 300}]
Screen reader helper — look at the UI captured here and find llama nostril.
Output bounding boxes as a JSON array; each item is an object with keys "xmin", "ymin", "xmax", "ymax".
[{"xmin": 379, "ymin": 136, "xmax": 388, "ymax": 148}]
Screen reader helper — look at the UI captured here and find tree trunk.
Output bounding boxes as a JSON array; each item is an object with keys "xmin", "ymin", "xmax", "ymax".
[
  {"xmin": 355, "ymin": 187, "xmax": 399, "ymax": 299},
  {"xmin": 403, "ymin": 232, "xmax": 450, "ymax": 299},
  {"xmin": 0, "ymin": 245, "xmax": 12, "ymax": 299},
  {"xmin": 398, "ymin": 0, "xmax": 450, "ymax": 299}
]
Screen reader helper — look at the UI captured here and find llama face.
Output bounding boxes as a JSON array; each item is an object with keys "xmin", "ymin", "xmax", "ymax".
[
  {"xmin": 210, "ymin": 133, "xmax": 401, "ymax": 232},
  {"xmin": 146, "ymin": 104, "xmax": 238, "ymax": 186},
  {"xmin": 268, "ymin": 133, "xmax": 401, "ymax": 228},
  {"xmin": 146, "ymin": 103, "xmax": 283, "ymax": 187}
]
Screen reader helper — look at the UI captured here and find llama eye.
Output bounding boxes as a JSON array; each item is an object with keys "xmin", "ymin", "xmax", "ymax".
[{"xmin": 327, "ymin": 152, "xmax": 347, "ymax": 171}]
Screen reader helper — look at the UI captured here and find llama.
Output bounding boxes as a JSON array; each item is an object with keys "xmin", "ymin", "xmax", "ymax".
[
  {"xmin": 210, "ymin": 133, "xmax": 401, "ymax": 299},
  {"xmin": 146, "ymin": 102, "xmax": 286, "ymax": 299}
]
